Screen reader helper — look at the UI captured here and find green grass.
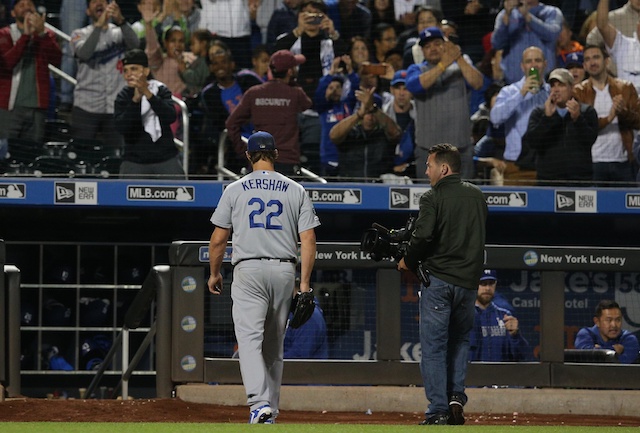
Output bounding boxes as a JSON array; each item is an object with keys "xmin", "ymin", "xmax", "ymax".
[{"xmin": 0, "ymin": 424, "xmax": 638, "ymax": 433}]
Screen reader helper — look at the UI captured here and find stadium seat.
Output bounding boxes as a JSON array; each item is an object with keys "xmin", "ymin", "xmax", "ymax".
[
  {"xmin": 6, "ymin": 137, "xmax": 45, "ymax": 165},
  {"xmin": 44, "ymin": 119, "xmax": 72, "ymax": 143},
  {"xmin": 28, "ymin": 155, "xmax": 74, "ymax": 177},
  {"xmin": 93, "ymin": 155, "xmax": 123, "ymax": 178}
]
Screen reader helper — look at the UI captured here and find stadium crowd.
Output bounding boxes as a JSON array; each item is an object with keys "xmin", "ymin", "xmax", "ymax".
[{"xmin": 1, "ymin": 0, "xmax": 639, "ymax": 185}]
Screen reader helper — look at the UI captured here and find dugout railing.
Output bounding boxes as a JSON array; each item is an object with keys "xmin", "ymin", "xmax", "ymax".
[{"xmin": 151, "ymin": 241, "xmax": 640, "ymax": 397}]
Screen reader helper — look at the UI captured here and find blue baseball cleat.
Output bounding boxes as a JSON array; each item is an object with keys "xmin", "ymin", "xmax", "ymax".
[{"xmin": 249, "ymin": 405, "xmax": 272, "ymax": 424}]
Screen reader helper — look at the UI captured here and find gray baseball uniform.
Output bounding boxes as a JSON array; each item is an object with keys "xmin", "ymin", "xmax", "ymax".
[{"xmin": 210, "ymin": 169, "xmax": 320, "ymax": 415}]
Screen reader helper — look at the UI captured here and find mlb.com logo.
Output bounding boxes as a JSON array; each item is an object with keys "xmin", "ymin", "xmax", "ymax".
[{"xmin": 55, "ymin": 182, "xmax": 98, "ymax": 205}]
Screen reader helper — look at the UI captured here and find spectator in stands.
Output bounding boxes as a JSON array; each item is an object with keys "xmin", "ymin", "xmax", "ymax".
[
  {"xmin": 325, "ymin": 0, "xmax": 372, "ymax": 42},
  {"xmin": 473, "ymin": 82, "xmax": 507, "ymax": 183},
  {"xmin": 177, "ymin": 28, "xmax": 213, "ymax": 96},
  {"xmin": 565, "ymin": 51, "xmax": 586, "ymax": 84},
  {"xmin": 238, "ymin": 44, "xmax": 271, "ymax": 83},
  {"xmin": 578, "ymin": 10, "xmax": 598, "ymax": 44},
  {"xmin": 0, "ymin": 0, "xmax": 61, "ymax": 144},
  {"xmin": 406, "ymin": 27, "xmax": 483, "ymax": 181},
  {"xmin": 522, "ymin": 68, "xmax": 598, "ymax": 186},
  {"xmin": 133, "ymin": 0, "xmax": 199, "ymax": 51},
  {"xmin": 371, "ymin": 22, "xmax": 398, "ymax": 64},
  {"xmin": 349, "ymin": 35, "xmax": 370, "ymax": 73},
  {"xmin": 177, "ymin": 0, "xmax": 201, "ymax": 37},
  {"xmin": 596, "ymin": 0, "xmax": 640, "ymax": 92},
  {"xmin": 275, "ymin": 0, "xmax": 346, "ymax": 99},
  {"xmin": 573, "ymin": 44, "xmax": 640, "ymax": 186},
  {"xmin": 490, "ymin": 46, "xmax": 550, "ymax": 185},
  {"xmin": 399, "ymin": 5, "xmax": 443, "ymax": 69},
  {"xmin": 382, "ymin": 69, "xmax": 416, "ymax": 177},
  {"xmin": 283, "ymin": 278, "xmax": 329, "ymax": 359},
  {"xmin": 132, "ymin": 0, "xmax": 166, "ymax": 50},
  {"xmin": 199, "ymin": 0, "xmax": 252, "ymax": 68},
  {"xmin": 225, "ymin": 50, "xmax": 312, "ymax": 175},
  {"xmin": 314, "ymin": 55, "xmax": 359, "ymax": 177},
  {"xmin": 575, "ymin": 299, "xmax": 639, "ymax": 364},
  {"xmin": 441, "ymin": 0, "xmax": 495, "ymax": 63},
  {"xmin": 114, "ymin": 49, "xmax": 184, "ymax": 178},
  {"xmin": 59, "ymin": 0, "xmax": 88, "ymax": 112},
  {"xmin": 469, "ymin": 270, "xmax": 530, "ymax": 362},
  {"xmin": 370, "ymin": 0, "xmax": 401, "ymax": 34},
  {"xmin": 274, "ymin": 0, "xmax": 347, "ymax": 175},
  {"xmin": 556, "ymin": 19, "xmax": 584, "ymax": 68},
  {"xmin": 266, "ymin": 0, "xmax": 301, "ymax": 48},
  {"xmin": 70, "ymin": 0, "xmax": 138, "ymax": 149},
  {"xmin": 199, "ymin": 40, "xmax": 262, "ymax": 174},
  {"xmin": 491, "ymin": 0, "xmax": 563, "ymax": 84},
  {"xmin": 329, "ymin": 86, "xmax": 402, "ymax": 179},
  {"xmin": 143, "ymin": 8, "xmax": 187, "ymax": 97},
  {"xmin": 586, "ymin": 0, "xmax": 639, "ymax": 48}
]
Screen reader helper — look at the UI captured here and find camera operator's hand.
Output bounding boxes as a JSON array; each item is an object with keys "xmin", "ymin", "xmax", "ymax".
[{"xmin": 397, "ymin": 257, "xmax": 409, "ymax": 271}]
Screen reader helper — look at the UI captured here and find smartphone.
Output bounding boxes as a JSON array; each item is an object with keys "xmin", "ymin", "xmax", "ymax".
[
  {"xmin": 361, "ymin": 63, "xmax": 386, "ymax": 76},
  {"xmin": 308, "ymin": 13, "xmax": 324, "ymax": 25},
  {"xmin": 528, "ymin": 67, "xmax": 540, "ymax": 93}
]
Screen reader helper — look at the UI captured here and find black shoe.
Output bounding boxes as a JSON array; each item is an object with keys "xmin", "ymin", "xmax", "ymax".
[
  {"xmin": 448, "ymin": 400, "xmax": 465, "ymax": 425},
  {"xmin": 419, "ymin": 413, "xmax": 448, "ymax": 425}
]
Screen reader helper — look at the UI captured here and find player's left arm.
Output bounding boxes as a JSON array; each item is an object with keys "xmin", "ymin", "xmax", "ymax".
[
  {"xmin": 298, "ymin": 228, "xmax": 316, "ymax": 293},
  {"xmin": 208, "ymin": 226, "xmax": 230, "ymax": 295}
]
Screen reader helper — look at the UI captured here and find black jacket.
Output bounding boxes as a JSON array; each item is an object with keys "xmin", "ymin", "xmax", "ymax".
[
  {"xmin": 523, "ymin": 103, "xmax": 598, "ymax": 184},
  {"xmin": 114, "ymin": 83, "xmax": 178, "ymax": 164},
  {"xmin": 404, "ymin": 174, "xmax": 488, "ymax": 290}
]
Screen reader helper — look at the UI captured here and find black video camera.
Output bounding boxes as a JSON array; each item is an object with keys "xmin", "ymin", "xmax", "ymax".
[{"xmin": 360, "ymin": 216, "xmax": 415, "ymax": 262}]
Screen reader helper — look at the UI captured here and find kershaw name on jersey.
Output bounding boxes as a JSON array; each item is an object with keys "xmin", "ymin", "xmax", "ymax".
[{"xmin": 241, "ymin": 178, "xmax": 290, "ymax": 192}]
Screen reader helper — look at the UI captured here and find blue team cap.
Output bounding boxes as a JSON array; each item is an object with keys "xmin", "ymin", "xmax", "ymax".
[
  {"xmin": 419, "ymin": 27, "xmax": 445, "ymax": 46},
  {"xmin": 391, "ymin": 70, "xmax": 408, "ymax": 87},
  {"xmin": 247, "ymin": 131, "xmax": 276, "ymax": 151},
  {"xmin": 565, "ymin": 51, "xmax": 584, "ymax": 68},
  {"xmin": 480, "ymin": 269, "xmax": 497, "ymax": 281}
]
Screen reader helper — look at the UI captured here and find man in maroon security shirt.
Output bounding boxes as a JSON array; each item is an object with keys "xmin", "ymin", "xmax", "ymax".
[{"xmin": 226, "ymin": 50, "xmax": 312, "ymax": 175}]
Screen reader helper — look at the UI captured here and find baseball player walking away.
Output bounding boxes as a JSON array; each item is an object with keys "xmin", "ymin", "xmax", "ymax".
[{"xmin": 207, "ymin": 131, "xmax": 321, "ymax": 424}]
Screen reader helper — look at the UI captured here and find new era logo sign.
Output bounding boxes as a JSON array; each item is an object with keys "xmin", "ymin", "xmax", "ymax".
[
  {"xmin": 54, "ymin": 182, "xmax": 98, "ymax": 205},
  {"xmin": 555, "ymin": 190, "xmax": 596, "ymax": 213},
  {"xmin": 556, "ymin": 193, "xmax": 574, "ymax": 209},
  {"xmin": 56, "ymin": 185, "xmax": 74, "ymax": 201},
  {"xmin": 391, "ymin": 190, "xmax": 409, "ymax": 207}
]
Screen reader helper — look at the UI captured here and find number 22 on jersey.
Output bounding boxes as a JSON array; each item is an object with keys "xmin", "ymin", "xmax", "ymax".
[{"xmin": 248, "ymin": 197, "xmax": 283, "ymax": 230}]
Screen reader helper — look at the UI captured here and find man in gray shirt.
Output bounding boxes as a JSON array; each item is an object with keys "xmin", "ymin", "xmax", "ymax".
[
  {"xmin": 405, "ymin": 27, "xmax": 483, "ymax": 180},
  {"xmin": 70, "ymin": 0, "xmax": 139, "ymax": 149}
]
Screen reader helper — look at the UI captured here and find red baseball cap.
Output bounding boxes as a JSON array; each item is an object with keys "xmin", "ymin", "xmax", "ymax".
[{"xmin": 269, "ymin": 50, "xmax": 306, "ymax": 73}]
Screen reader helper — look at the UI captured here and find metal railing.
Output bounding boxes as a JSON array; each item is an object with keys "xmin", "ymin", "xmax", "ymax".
[{"xmin": 215, "ymin": 129, "xmax": 327, "ymax": 183}]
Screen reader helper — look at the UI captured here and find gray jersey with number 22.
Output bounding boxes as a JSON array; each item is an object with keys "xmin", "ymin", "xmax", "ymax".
[{"xmin": 210, "ymin": 170, "xmax": 320, "ymax": 264}]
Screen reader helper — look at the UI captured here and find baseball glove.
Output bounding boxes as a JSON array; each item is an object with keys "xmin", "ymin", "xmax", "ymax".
[{"xmin": 289, "ymin": 289, "xmax": 315, "ymax": 329}]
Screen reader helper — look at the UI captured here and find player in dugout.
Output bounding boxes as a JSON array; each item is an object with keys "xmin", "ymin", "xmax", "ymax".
[{"xmin": 575, "ymin": 299, "xmax": 639, "ymax": 364}]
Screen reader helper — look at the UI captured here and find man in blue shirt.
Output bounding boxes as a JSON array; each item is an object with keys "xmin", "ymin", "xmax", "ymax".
[
  {"xmin": 491, "ymin": 0, "xmax": 563, "ymax": 84},
  {"xmin": 575, "ymin": 299, "xmax": 639, "ymax": 364},
  {"xmin": 469, "ymin": 270, "xmax": 529, "ymax": 362}
]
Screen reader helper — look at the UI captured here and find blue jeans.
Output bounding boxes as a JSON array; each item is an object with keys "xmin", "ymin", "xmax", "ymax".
[{"xmin": 420, "ymin": 275, "xmax": 475, "ymax": 415}]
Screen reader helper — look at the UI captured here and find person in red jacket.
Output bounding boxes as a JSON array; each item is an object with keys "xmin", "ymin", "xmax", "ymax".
[{"xmin": 0, "ymin": 0, "xmax": 61, "ymax": 144}]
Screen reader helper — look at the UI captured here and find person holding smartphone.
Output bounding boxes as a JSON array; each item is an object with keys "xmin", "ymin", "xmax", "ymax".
[
  {"xmin": 491, "ymin": 0, "xmax": 563, "ymax": 84},
  {"xmin": 274, "ymin": 0, "xmax": 348, "ymax": 175}
]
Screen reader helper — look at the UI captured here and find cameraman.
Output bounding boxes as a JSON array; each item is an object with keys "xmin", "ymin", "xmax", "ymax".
[{"xmin": 397, "ymin": 143, "xmax": 487, "ymax": 426}]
